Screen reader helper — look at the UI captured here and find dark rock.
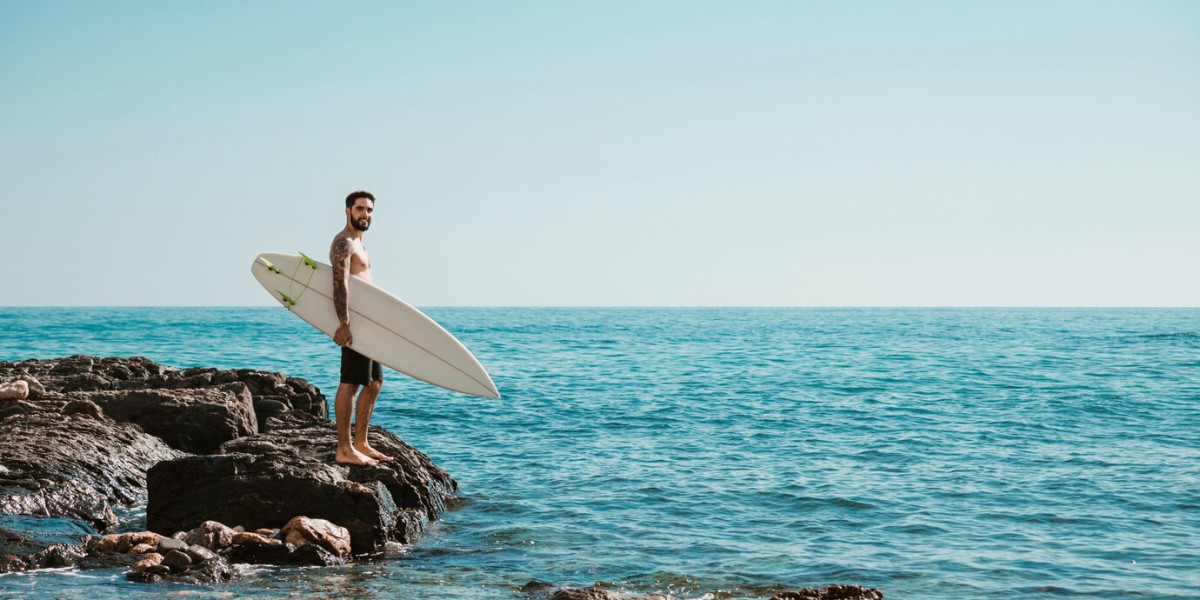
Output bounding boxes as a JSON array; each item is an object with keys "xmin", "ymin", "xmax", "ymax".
[
  {"xmin": 226, "ymin": 540, "xmax": 296, "ymax": 565},
  {"xmin": 0, "ymin": 410, "xmax": 181, "ymax": 530},
  {"xmin": 0, "ymin": 356, "xmax": 327, "ymax": 422},
  {"xmin": 160, "ymin": 548, "xmax": 193, "ymax": 574},
  {"xmin": 771, "ymin": 585, "xmax": 884, "ymax": 600},
  {"xmin": 147, "ymin": 451, "xmax": 399, "ymax": 554},
  {"xmin": 254, "ymin": 398, "xmax": 290, "ymax": 431},
  {"xmin": 519, "ymin": 580, "xmax": 559, "ymax": 594},
  {"xmin": 0, "ymin": 515, "xmax": 96, "ymax": 572},
  {"xmin": 156, "ymin": 537, "xmax": 188, "ymax": 553},
  {"xmin": 79, "ymin": 385, "xmax": 257, "ymax": 454},
  {"xmin": 289, "ymin": 543, "xmax": 344, "ymax": 566},
  {"xmin": 550, "ymin": 587, "xmax": 619, "ymax": 600},
  {"xmin": 186, "ymin": 544, "xmax": 218, "ymax": 563},
  {"xmin": 184, "ymin": 554, "xmax": 235, "ymax": 583}
]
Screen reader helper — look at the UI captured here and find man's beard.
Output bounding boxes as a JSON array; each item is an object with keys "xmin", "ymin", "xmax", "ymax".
[{"xmin": 351, "ymin": 218, "xmax": 370, "ymax": 231}]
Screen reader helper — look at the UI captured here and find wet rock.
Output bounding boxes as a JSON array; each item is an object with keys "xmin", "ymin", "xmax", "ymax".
[
  {"xmin": 232, "ymin": 531, "xmax": 281, "ymax": 546},
  {"xmin": 147, "ymin": 451, "xmax": 397, "ymax": 555},
  {"xmin": 550, "ymin": 587, "xmax": 619, "ymax": 600},
  {"xmin": 290, "ymin": 543, "xmax": 344, "ymax": 566},
  {"xmin": 770, "ymin": 585, "xmax": 884, "ymax": 600},
  {"xmin": 184, "ymin": 520, "xmax": 235, "ymax": 550},
  {"xmin": 0, "ymin": 409, "xmax": 182, "ymax": 529},
  {"xmin": 130, "ymin": 552, "xmax": 163, "ymax": 573},
  {"xmin": 156, "ymin": 537, "xmax": 188, "ymax": 554},
  {"xmin": 519, "ymin": 580, "xmax": 559, "ymax": 594},
  {"xmin": 0, "ymin": 514, "xmax": 97, "ymax": 572},
  {"xmin": 281, "ymin": 515, "xmax": 351, "ymax": 557},
  {"xmin": 226, "ymin": 539, "xmax": 296, "ymax": 565},
  {"xmin": 186, "ymin": 544, "xmax": 218, "ymax": 563},
  {"xmin": 160, "ymin": 548, "xmax": 192, "ymax": 574},
  {"xmin": 92, "ymin": 531, "xmax": 164, "ymax": 554}
]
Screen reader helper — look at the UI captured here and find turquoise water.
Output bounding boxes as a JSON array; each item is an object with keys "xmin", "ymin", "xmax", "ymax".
[{"xmin": 2, "ymin": 308, "xmax": 1198, "ymax": 599}]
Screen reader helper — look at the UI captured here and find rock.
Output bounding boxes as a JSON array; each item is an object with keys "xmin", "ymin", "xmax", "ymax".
[
  {"xmin": 160, "ymin": 548, "xmax": 193, "ymax": 574},
  {"xmin": 130, "ymin": 552, "xmax": 164, "ymax": 573},
  {"xmin": 156, "ymin": 537, "xmax": 188, "ymax": 554},
  {"xmin": 80, "ymin": 386, "xmax": 257, "ymax": 454},
  {"xmin": 0, "ymin": 514, "xmax": 97, "ymax": 572},
  {"xmin": 281, "ymin": 516, "xmax": 351, "ymax": 557},
  {"xmin": 92, "ymin": 531, "xmax": 163, "ymax": 554},
  {"xmin": 226, "ymin": 540, "xmax": 296, "ymax": 565},
  {"xmin": 147, "ymin": 451, "xmax": 398, "ymax": 555},
  {"xmin": 770, "ymin": 585, "xmax": 884, "ymax": 600},
  {"xmin": 254, "ymin": 528, "xmax": 278, "ymax": 536},
  {"xmin": 550, "ymin": 587, "xmax": 620, "ymax": 600},
  {"xmin": 289, "ymin": 543, "xmax": 344, "ymax": 566},
  {"xmin": 184, "ymin": 520, "xmax": 235, "ymax": 550},
  {"xmin": 0, "ymin": 408, "xmax": 182, "ymax": 530},
  {"xmin": 129, "ymin": 542, "xmax": 156, "ymax": 554},
  {"xmin": 62, "ymin": 399, "xmax": 105, "ymax": 419},
  {"xmin": 232, "ymin": 531, "xmax": 281, "ymax": 546},
  {"xmin": 186, "ymin": 544, "xmax": 218, "ymax": 563},
  {"xmin": 0, "ymin": 357, "xmax": 327, "ymax": 423},
  {"xmin": 225, "ymin": 410, "xmax": 457, "ymax": 542},
  {"xmin": 519, "ymin": 580, "xmax": 558, "ymax": 594}
]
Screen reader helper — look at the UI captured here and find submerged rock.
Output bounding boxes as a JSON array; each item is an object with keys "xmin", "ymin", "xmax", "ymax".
[{"xmin": 0, "ymin": 515, "xmax": 96, "ymax": 573}]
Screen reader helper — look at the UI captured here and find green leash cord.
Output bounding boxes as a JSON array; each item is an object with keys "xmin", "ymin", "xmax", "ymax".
[{"xmin": 260, "ymin": 253, "xmax": 318, "ymax": 310}]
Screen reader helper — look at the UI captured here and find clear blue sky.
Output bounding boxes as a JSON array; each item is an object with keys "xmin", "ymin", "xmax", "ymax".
[{"xmin": 2, "ymin": 1, "xmax": 1197, "ymax": 306}]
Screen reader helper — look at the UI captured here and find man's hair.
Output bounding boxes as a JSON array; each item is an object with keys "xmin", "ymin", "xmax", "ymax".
[{"xmin": 345, "ymin": 190, "xmax": 375, "ymax": 208}]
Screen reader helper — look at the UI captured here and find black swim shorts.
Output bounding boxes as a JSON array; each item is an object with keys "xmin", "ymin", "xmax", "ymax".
[{"xmin": 340, "ymin": 346, "xmax": 382, "ymax": 385}]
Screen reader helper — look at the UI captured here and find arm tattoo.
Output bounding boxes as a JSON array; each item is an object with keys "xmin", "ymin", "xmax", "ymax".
[{"xmin": 331, "ymin": 237, "xmax": 352, "ymax": 325}]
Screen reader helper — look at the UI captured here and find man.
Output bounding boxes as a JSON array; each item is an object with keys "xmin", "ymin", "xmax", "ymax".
[{"xmin": 330, "ymin": 190, "xmax": 391, "ymax": 466}]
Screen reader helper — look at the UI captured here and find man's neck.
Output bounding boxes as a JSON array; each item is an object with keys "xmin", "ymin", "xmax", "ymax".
[{"xmin": 342, "ymin": 225, "xmax": 364, "ymax": 241}]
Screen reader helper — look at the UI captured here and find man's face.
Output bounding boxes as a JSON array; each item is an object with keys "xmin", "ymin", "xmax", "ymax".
[{"xmin": 347, "ymin": 199, "xmax": 373, "ymax": 232}]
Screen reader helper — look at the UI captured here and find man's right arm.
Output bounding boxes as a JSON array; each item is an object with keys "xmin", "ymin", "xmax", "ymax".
[{"xmin": 331, "ymin": 237, "xmax": 353, "ymax": 346}]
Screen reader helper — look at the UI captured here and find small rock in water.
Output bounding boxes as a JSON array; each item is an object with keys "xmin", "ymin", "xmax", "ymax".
[
  {"xmin": 281, "ymin": 516, "xmax": 352, "ymax": 557},
  {"xmin": 156, "ymin": 537, "xmax": 188, "ymax": 554},
  {"xmin": 185, "ymin": 520, "xmax": 235, "ymax": 550},
  {"xmin": 232, "ymin": 532, "xmax": 282, "ymax": 546},
  {"xmin": 130, "ymin": 553, "xmax": 164, "ymax": 573},
  {"xmin": 160, "ymin": 549, "xmax": 193, "ymax": 574}
]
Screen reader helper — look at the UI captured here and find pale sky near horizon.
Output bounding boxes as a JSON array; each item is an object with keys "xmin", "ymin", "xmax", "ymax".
[{"xmin": 1, "ymin": 1, "xmax": 1197, "ymax": 307}]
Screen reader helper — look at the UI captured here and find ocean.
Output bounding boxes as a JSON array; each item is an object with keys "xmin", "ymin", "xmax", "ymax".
[{"xmin": 1, "ymin": 307, "xmax": 1198, "ymax": 599}]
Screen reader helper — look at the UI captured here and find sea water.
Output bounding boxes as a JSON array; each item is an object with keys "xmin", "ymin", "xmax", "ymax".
[{"xmin": 1, "ymin": 308, "xmax": 1197, "ymax": 599}]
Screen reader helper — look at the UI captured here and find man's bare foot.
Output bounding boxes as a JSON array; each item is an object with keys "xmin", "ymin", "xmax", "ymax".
[
  {"xmin": 354, "ymin": 444, "xmax": 392, "ymax": 461},
  {"xmin": 335, "ymin": 446, "xmax": 378, "ymax": 466}
]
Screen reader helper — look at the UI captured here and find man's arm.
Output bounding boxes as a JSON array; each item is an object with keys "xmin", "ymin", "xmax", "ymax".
[{"xmin": 331, "ymin": 237, "xmax": 353, "ymax": 347}]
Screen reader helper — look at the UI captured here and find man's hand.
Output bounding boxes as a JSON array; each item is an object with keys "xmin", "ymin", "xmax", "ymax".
[{"xmin": 334, "ymin": 323, "xmax": 353, "ymax": 347}]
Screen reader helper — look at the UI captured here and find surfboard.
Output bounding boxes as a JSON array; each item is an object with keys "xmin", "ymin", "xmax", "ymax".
[{"xmin": 250, "ymin": 252, "xmax": 500, "ymax": 398}]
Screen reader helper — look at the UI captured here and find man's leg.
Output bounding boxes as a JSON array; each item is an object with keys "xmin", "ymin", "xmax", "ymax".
[
  {"xmin": 334, "ymin": 382, "xmax": 376, "ymax": 465},
  {"xmin": 353, "ymin": 380, "xmax": 392, "ymax": 461}
]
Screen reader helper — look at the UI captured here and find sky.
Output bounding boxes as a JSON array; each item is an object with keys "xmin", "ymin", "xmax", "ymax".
[{"xmin": 1, "ymin": 1, "xmax": 1197, "ymax": 307}]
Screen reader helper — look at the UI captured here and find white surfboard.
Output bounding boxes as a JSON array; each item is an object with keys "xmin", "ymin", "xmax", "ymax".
[{"xmin": 250, "ymin": 252, "xmax": 500, "ymax": 398}]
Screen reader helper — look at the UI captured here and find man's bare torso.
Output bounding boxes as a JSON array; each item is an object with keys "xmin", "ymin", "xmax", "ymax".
[{"xmin": 330, "ymin": 232, "xmax": 372, "ymax": 284}]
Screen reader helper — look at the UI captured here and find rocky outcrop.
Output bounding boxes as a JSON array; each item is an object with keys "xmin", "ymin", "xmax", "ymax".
[
  {"xmin": 146, "ymin": 410, "xmax": 457, "ymax": 553},
  {"xmin": 0, "ymin": 356, "xmax": 327, "ymax": 433},
  {"xmin": 0, "ymin": 355, "xmax": 452, "ymax": 578},
  {"xmin": 0, "ymin": 401, "xmax": 183, "ymax": 530}
]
